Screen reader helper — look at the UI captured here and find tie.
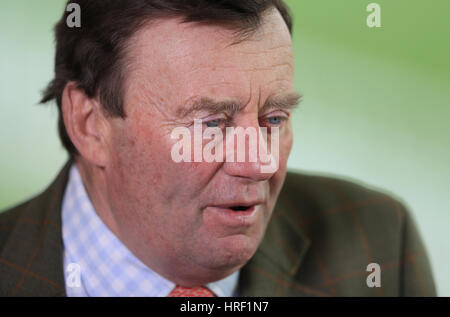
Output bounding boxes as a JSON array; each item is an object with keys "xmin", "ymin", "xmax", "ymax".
[{"xmin": 169, "ymin": 286, "xmax": 216, "ymax": 297}]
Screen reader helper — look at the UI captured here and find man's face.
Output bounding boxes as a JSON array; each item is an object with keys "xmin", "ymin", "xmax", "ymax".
[{"xmin": 103, "ymin": 9, "xmax": 297, "ymax": 285}]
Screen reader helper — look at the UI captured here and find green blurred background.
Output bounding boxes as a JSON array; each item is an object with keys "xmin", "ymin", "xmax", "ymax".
[{"xmin": 0, "ymin": 0, "xmax": 449, "ymax": 295}]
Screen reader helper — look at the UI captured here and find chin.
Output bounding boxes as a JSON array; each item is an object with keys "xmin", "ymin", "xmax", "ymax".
[
  {"xmin": 208, "ymin": 233, "xmax": 262, "ymax": 270},
  {"xmin": 170, "ymin": 233, "xmax": 263, "ymax": 286}
]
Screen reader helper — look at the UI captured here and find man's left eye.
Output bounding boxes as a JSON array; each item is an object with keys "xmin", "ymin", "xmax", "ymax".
[{"xmin": 266, "ymin": 116, "xmax": 284, "ymax": 125}]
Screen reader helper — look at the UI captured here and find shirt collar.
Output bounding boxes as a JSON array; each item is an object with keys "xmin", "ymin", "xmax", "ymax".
[{"xmin": 62, "ymin": 164, "xmax": 239, "ymax": 297}]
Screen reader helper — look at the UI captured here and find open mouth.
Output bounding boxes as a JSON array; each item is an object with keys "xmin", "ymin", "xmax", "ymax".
[
  {"xmin": 207, "ymin": 203, "xmax": 260, "ymax": 226},
  {"xmin": 208, "ymin": 201, "xmax": 261, "ymax": 213},
  {"xmin": 229, "ymin": 205, "xmax": 252, "ymax": 212}
]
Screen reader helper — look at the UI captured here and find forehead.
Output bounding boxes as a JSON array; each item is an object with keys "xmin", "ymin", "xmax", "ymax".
[
  {"xmin": 128, "ymin": 8, "xmax": 292, "ymax": 59},
  {"xmin": 124, "ymin": 9, "xmax": 294, "ymax": 115}
]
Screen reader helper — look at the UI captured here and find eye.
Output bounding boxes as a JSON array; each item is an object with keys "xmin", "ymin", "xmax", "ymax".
[
  {"xmin": 261, "ymin": 113, "xmax": 288, "ymax": 127},
  {"xmin": 267, "ymin": 116, "xmax": 283, "ymax": 125},
  {"xmin": 205, "ymin": 119, "xmax": 223, "ymax": 128}
]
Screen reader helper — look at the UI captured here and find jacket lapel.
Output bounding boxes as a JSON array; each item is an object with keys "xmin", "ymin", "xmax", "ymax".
[{"xmin": 239, "ymin": 205, "xmax": 323, "ymax": 296}]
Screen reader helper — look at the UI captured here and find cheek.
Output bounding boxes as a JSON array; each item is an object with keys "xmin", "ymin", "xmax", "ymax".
[
  {"xmin": 268, "ymin": 125, "xmax": 293, "ymax": 198},
  {"xmin": 106, "ymin": 120, "xmax": 171, "ymax": 213},
  {"xmin": 106, "ymin": 124, "xmax": 204, "ymax": 240},
  {"xmin": 112, "ymin": 119, "xmax": 222, "ymax": 207},
  {"xmin": 278, "ymin": 124, "xmax": 294, "ymax": 167}
]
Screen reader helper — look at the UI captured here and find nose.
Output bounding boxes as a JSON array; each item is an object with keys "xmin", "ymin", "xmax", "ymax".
[{"xmin": 222, "ymin": 119, "xmax": 279, "ymax": 182}]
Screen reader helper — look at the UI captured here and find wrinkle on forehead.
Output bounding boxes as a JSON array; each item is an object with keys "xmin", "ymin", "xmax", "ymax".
[{"xmin": 122, "ymin": 8, "xmax": 294, "ymax": 119}]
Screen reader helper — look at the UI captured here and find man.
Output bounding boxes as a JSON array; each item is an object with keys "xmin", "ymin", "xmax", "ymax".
[{"xmin": 0, "ymin": 0, "xmax": 436, "ymax": 297}]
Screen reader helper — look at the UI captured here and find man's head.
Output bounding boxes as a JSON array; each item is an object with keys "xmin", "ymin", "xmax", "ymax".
[{"xmin": 43, "ymin": 0, "xmax": 300, "ymax": 286}]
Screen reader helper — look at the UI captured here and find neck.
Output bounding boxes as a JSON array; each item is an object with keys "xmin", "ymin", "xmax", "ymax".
[{"xmin": 74, "ymin": 157, "xmax": 121, "ymax": 238}]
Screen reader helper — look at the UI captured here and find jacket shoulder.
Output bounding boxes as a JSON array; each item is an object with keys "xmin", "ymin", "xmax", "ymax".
[
  {"xmin": 279, "ymin": 170, "xmax": 406, "ymax": 223},
  {"xmin": 0, "ymin": 163, "xmax": 70, "ymax": 296},
  {"xmin": 0, "ymin": 198, "xmax": 39, "ymax": 252},
  {"xmin": 276, "ymin": 170, "xmax": 436, "ymax": 296}
]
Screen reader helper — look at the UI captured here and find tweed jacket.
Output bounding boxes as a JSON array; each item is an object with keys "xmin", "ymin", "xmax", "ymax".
[{"xmin": 0, "ymin": 161, "xmax": 436, "ymax": 296}]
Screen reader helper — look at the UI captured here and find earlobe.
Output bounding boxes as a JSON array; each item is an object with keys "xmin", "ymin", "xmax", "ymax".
[{"xmin": 61, "ymin": 82, "xmax": 108, "ymax": 167}]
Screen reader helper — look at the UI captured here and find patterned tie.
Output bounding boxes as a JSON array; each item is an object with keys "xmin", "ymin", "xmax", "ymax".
[{"xmin": 169, "ymin": 286, "xmax": 216, "ymax": 297}]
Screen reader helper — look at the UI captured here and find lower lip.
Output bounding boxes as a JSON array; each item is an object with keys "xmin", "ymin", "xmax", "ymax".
[{"xmin": 205, "ymin": 205, "xmax": 259, "ymax": 227}]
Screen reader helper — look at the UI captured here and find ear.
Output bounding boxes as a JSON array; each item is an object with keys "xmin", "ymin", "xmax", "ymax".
[{"xmin": 61, "ymin": 82, "xmax": 109, "ymax": 167}]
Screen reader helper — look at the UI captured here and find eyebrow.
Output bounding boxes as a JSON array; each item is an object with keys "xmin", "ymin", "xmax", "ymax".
[
  {"xmin": 176, "ymin": 97, "xmax": 241, "ymax": 118},
  {"xmin": 176, "ymin": 92, "xmax": 302, "ymax": 118},
  {"xmin": 259, "ymin": 92, "xmax": 303, "ymax": 114}
]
